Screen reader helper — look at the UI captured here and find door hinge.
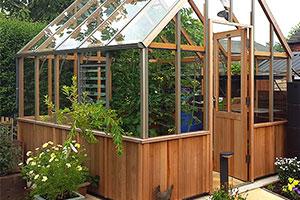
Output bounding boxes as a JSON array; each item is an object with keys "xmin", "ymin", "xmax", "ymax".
[
  {"xmin": 246, "ymin": 154, "xmax": 251, "ymax": 164},
  {"xmin": 246, "ymin": 96, "xmax": 250, "ymax": 107}
]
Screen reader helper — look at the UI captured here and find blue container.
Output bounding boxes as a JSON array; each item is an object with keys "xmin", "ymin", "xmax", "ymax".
[{"xmin": 181, "ymin": 112, "xmax": 203, "ymax": 133}]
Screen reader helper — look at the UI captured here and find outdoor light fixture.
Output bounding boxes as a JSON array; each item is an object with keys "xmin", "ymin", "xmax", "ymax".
[
  {"xmin": 219, "ymin": 0, "xmax": 230, "ymax": 10},
  {"xmin": 218, "ymin": 0, "xmax": 231, "ymax": 21}
]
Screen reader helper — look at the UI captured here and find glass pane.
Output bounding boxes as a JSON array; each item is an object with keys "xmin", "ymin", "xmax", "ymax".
[
  {"xmin": 80, "ymin": 0, "xmax": 150, "ymax": 48},
  {"xmin": 43, "ymin": 0, "xmax": 106, "ymax": 50},
  {"xmin": 181, "ymin": 52, "xmax": 204, "ymax": 133},
  {"xmin": 110, "ymin": 49, "xmax": 141, "ymax": 137},
  {"xmin": 108, "ymin": 0, "xmax": 180, "ymax": 46},
  {"xmin": 218, "ymin": 40, "xmax": 227, "ymax": 111},
  {"xmin": 57, "ymin": 0, "xmax": 126, "ymax": 50},
  {"xmin": 28, "ymin": 0, "xmax": 90, "ymax": 51}
]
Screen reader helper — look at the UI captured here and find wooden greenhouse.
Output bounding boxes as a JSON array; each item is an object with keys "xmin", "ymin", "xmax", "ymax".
[{"xmin": 16, "ymin": 0, "xmax": 293, "ymax": 199}]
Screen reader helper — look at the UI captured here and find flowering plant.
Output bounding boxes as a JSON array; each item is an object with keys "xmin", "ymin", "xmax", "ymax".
[
  {"xmin": 282, "ymin": 178, "xmax": 300, "ymax": 199},
  {"xmin": 20, "ymin": 141, "xmax": 88, "ymax": 200},
  {"xmin": 275, "ymin": 157, "xmax": 300, "ymax": 183}
]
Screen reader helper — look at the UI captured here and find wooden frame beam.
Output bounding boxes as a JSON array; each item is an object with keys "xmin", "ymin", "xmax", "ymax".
[
  {"xmin": 175, "ymin": 12, "xmax": 181, "ymax": 134},
  {"xmin": 149, "ymin": 42, "xmax": 205, "ymax": 52},
  {"xmin": 48, "ymin": 58, "xmax": 53, "ymax": 115},
  {"xmin": 140, "ymin": 48, "xmax": 149, "ymax": 139},
  {"xmin": 34, "ymin": 57, "xmax": 40, "ymax": 118},
  {"xmin": 54, "ymin": 56, "xmax": 60, "ymax": 112},
  {"xmin": 269, "ymin": 24, "xmax": 274, "ymax": 122},
  {"xmin": 18, "ymin": 57, "xmax": 24, "ymax": 117},
  {"xmin": 257, "ymin": 0, "xmax": 293, "ymax": 58}
]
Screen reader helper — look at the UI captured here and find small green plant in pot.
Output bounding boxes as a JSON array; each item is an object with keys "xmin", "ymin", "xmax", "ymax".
[{"xmin": 21, "ymin": 141, "xmax": 87, "ymax": 200}]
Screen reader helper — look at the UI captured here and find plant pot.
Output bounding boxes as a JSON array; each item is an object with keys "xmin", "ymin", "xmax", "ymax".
[
  {"xmin": 0, "ymin": 173, "xmax": 27, "ymax": 200},
  {"xmin": 34, "ymin": 192, "xmax": 85, "ymax": 200},
  {"xmin": 78, "ymin": 182, "xmax": 90, "ymax": 196}
]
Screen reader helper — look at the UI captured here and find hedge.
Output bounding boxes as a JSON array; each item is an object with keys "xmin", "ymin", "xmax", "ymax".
[{"xmin": 0, "ymin": 16, "xmax": 45, "ymax": 117}]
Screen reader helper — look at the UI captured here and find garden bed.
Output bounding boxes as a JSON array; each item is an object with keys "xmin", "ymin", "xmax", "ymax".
[
  {"xmin": 18, "ymin": 117, "xmax": 212, "ymax": 200},
  {"xmin": 265, "ymin": 182, "xmax": 297, "ymax": 200},
  {"xmin": 0, "ymin": 173, "xmax": 26, "ymax": 200}
]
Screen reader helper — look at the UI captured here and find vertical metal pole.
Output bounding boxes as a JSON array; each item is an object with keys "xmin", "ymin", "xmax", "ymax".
[
  {"xmin": 269, "ymin": 25, "xmax": 274, "ymax": 122},
  {"xmin": 175, "ymin": 11, "xmax": 181, "ymax": 134},
  {"xmin": 204, "ymin": 0, "xmax": 209, "ymax": 130},
  {"xmin": 105, "ymin": 52, "xmax": 111, "ymax": 109},
  {"xmin": 140, "ymin": 48, "xmax": 149, "ymax": 139},
  {"xmin": 220, "ymin": 152, "xmax": 233, "ymax": 191}
]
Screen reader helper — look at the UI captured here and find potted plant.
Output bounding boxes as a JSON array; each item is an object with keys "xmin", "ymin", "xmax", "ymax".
[
  {"xmin": 0, "ymin": 125, "xmax": 25, "ymax": 200},
  {"xmin": 21, "ymin": 141, "xmax": 88, "ymax": 200}
]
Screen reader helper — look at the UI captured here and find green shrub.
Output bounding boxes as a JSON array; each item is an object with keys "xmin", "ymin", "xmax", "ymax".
[
  {"xmin": 21, "ymin": 141, "xmax": 87, "ymax": 199},
  {"xmin": 0, "ymin": 16, "xmax": 45, "ymax": 117},
  {"xmin": 275, "ymin": 157, "xmax": 300, "ymax": 183},
  {"xmin": 0, "ymin": 125, "xmax": 21, "ymax": 176}
]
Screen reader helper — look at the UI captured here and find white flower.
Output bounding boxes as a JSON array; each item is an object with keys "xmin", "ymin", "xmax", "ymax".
[
  {"xmin": 50, "ymin": 153, "xmax": 56, "ymax": 158},
  {"xmin": 70, "ymin": 144, "xmax": 78, "ymax": 153},
  {"xmin": 46, "ymin": 165, "xmax": 50, "ymax": 168},
  {"xmin": 34, "ymin": 174, "xmax": 39, "ymax": 180},
  {"xmin": 35, "ymin": 147, "xmax": 39, "ymax": 151},
  {"xmin": 66, "ymin": 163, "xmax": 71, "ymax": 168},
  {"xmin": 18, "ymin": 162, "xmax": 23, "ymax": 166},
  {"xmin": 42, "ymin": 143, "xmax": 48, "ymax": 148},
  {"xmin": 39, "ymin": 152, "xmax": 44, "ymax": 158},
  {"xmin": 31, "ymin": 161, "xmax": 36, "ymax": 166},
  {"xmin": 26, "ymin": 151, "xmax": 32, "ymax": 156},
  {"xmin": 57, "ymin": 144, "xmax": 63, "ymax": 148},
  {"xmin": 49, "ymin": 157, "xmax": 55, "ymax": 163},
  {"xmin": 41, "ymin": 176, "xmax": 48, "ymax": 182},
  {"xmin": 26, "ymin": 158, "xmax": 33, "ymax": 164},
  {"xmin": 48, "ymin": 141, "xmax": 54, "ymax": 145},
  {"xmin": 28, "ymin": 170, "xmax": 34, "ymax": 175},
  {"xmin": 76, "ymin": 166, "xmax": 82, "ymax": 171}
]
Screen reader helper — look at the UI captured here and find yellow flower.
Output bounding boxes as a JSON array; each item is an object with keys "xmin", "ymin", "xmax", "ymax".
[
  {"xmin": 42, "ymin": 143, "xmax": 48, "ymax": 148},
  {"xmin": 288, "ymin": 183, "xmax": 294, "ymax": 191},
  {"xmin": 289, "ymin": 178, "xmax": 294, "ymax": 183},
  {"xmin": 34, "ymin": 175, "xmax": 39, "ymax": 180},
  {"xmin": 75, "ymin": 143, "xmax": 81, "ymax": 149},
  {"xmin": 26, "ymin": 151, "xmax": 32, "ymax": 156},
  {"xmin": 294, "ymin": 180, "xmax": 299, "ymax": 186},
  {"xmin": 76, "ymin": 166, "xmax": 82, "ymax": 171},
  {"xmin": 41, "ymin": 176, "xmax": 48, "ymax": 182},
  {"xmin": 50, "ymin": 153, "xmax": 56, "ymax": 158},
  {"xmin": 26, "ymin": 158, "xmax": 33, "ymax": 164}
]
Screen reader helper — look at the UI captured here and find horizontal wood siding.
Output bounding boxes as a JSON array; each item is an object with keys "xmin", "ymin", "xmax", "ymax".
[
  {"xmin": 18, "ymin": 119, "xmax": 211, "ymax": 199},
  {"xmin": 253, "ymin": 121, "xmax": 286, "ymax": 179}
]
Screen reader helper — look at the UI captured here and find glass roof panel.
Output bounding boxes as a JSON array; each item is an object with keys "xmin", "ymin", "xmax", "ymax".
[
  {"xmin": 78, "ymin": 0, "xmax": 150, "ymax": 49},
  {"xmin": 27, "ymin": 0, "xmax": 90, "ymax": 51},
  {"xmin": 38, "ymin": 0, "xmax": 106, "ymax": 51},
  {"xmin": 57, "ymin": 0, "xmax": 129, "ymax": 51},
  {"xmin": 108, "ymin": 0, "xmax": 180, "ymax": 46}
]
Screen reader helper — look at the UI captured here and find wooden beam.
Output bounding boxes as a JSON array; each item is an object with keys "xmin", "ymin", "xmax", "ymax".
[
  {"xmin": 140, "ymin": 48, "xmax": 149, "ymax": 139},
  {"xmin": 269, "ymin": 25, "xmax": 274, "ymax": 122},
  {"xmin": 255, "ymin": 51, "xmax": 288, "ymax": 59},
  {"xmin": 73, "ymin": 52, "xmax": 78, "ymax": 77},
  {"xmin": 175, "ymin": 12, "xmax": 181, "ymax": 134},
  {"xmin": 149, "ymin": 42, "xmax": 205, "ymax": 52},
  {"xmin": 188, "ymin": 0, "xmax": 205, "ymax": 23},
  {"xmin": 48, "ymin": 58, "xmax": 53, "ymax": 115},
  {"xmin": 54, "ymin": 56, "xmax": 60, "ymax": 111},
  {"xmin": 257, "ymin": 0, "xmax": 293, "ymax": 58},
  {"xmin": 18, "ymin": 57, "xmax": 24, "ymax": 117},
  {"xmin": 34, "ymin": 57, "xmax": 40, "ymax": 118},
  {"xmin": 227, "ymin": 38, "xmax": 232, "ymax": 112}
]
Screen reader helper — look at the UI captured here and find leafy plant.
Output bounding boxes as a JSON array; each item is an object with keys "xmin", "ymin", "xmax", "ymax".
[
  {"xmin": 44, "ymin": 76, "xmax": 124, "ymax": 155},
  {"xmin": 282, "ymin": 178, "xmax": 300, "ymax": 200},
  {"xmin": 211, "ymin": 188, "xmax": 247, "ymax": 200},
  {"xmin": 0, "ymin": 125, "xmax": 21, "ymax": 176},
  {"xmin": 275, "ymin": 157, "xmax": 300, "ymax": 183},
  {"xmin": 21, "ymin": 141, "xmax": 87, "ymax": 200}
]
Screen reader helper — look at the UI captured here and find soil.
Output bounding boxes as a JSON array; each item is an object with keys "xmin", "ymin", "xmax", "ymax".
[{"xmin": 265, "ymin": 181, "xmax": 300, "ymax": 200}]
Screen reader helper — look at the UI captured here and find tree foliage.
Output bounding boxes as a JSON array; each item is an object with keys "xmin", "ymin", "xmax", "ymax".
[{"xmin": 0, "ymin": 0, "xmax": 73, "ymax": 22}]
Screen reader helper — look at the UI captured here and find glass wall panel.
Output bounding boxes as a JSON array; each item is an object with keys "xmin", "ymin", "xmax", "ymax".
[
  {"xmin": 274, "ymin": 58, "xmax": 287, "ymax": 121},
  {"xmin": 57, "ymin": 0, "xmax": 129, "ymax": 50},
  {"xmin": 71, "ymin": 0, "xmax": 149, "ymax": 49},
  {"xmin": 42, "ymin": 0, "xmax": 107, "ymax": 50},
  {"xmin": 28, "ymin": 0, "xmax": 90, "ymax": 51},
  {"xmin": 108, "ymin": 0, "xmax": 180, "ymax": 45}
]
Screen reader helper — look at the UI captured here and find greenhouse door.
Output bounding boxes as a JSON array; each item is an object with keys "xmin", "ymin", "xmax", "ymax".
[{"xmin": 213, "ymin": 28, "xmax": 250, "ymax": 182}]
